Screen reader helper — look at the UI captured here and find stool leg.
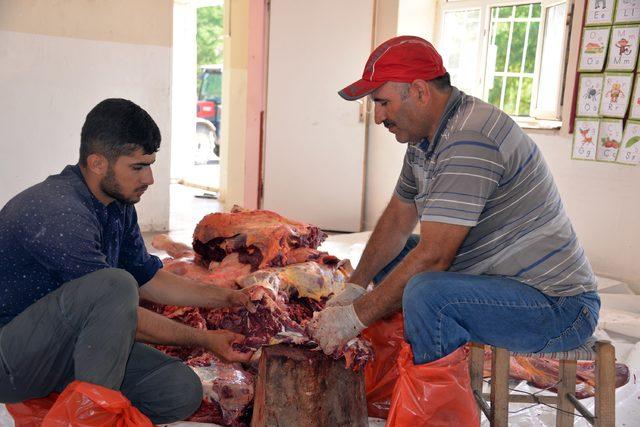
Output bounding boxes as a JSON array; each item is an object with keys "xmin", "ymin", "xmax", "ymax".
[
  {"xmin": 469, "ymin": 343, "xmax": 485, "ymax": 424},
  {"xmin": 595, "ymin": 342, "xmax": 615, "ymax": 427},
  {"xmin": 556, "ymin": 359, "xmax": 577, "ymax": 427},
  {"xmin": 490, "ymin": 347, "xmax": 510, "ymax": 427}
]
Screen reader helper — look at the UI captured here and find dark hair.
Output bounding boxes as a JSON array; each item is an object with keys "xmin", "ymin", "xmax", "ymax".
[
  {"xmin": 429, "ymin": 72, "xmax": 452, "ymax": 91},
  {"xmin": 79, "ymin": 98, "xmax": 161, "ymax": 166}
]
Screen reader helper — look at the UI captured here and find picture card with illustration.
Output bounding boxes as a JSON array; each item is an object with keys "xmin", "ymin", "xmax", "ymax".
[
  {"xmin": 572, "ymin": 118, "xmax": 599, "ymax": 160},
  {"xmin": 615, "ymin": 0, "xmax": 640, "ymax": 24},
  {"xmin": 599, "ymin": 73, "xmax": 633, "ymax": 117},
  {"xmin": 606, "ymin": 25, "xmax": 640, "ymax": 71},
  {"xmin": 586, "ymin": 0, "xmax": 615, "ymax": 26},
  {"xmin": 629, "ymin": 74, "xmax": 640, "ymax": 118},
  {"xmin": 618, "ymin": 119, "xmax": 640, "ymax": 164},
  {"xmin": 596, "ymin": 118, "xmax": 623, "ymax": 161},
  {"xmin": 579, "ymin": 26, "xmax": 612, "ymax": 71},
  {"xmin": 577, "ymin": 74, "xmax": 604, "ymax": 117}
]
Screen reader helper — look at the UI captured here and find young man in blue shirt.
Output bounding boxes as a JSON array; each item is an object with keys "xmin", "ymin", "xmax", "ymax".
[{"xmin": 0, "ymin": 99, "xmax": 252, "ymax": 423}]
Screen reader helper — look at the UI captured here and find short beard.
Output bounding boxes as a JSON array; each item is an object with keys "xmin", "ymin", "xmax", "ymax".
[{"xmin": 101, "ymin": 165, "xmax": 138, "ymax": 204}]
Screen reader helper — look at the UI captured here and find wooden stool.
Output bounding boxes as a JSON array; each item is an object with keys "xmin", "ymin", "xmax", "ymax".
[{"xmin": 468, "ymin": 339, "xmax": 616, "ymax": 427}]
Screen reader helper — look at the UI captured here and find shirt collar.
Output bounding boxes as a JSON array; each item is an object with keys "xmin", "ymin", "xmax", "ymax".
[{"xmin": 418, "ymin": 86, "xmax": 463, "ymax": 152}]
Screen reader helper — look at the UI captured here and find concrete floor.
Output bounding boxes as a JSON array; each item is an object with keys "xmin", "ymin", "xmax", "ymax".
[{"xmin": 143, "ymin": 182, "xmax": 223, "ymax": 256}]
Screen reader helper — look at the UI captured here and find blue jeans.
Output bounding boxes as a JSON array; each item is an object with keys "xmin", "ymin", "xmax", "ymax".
[{"xmin": 373, "ymin": 235, "xmax": 600, "ymax": 364}]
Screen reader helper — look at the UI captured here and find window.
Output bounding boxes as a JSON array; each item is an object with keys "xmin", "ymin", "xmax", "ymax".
[
  {"xmin": 441, "ymin": 9, "xmax": 482, "ymax": 96},
  {"xmin": 437, "ymin": 0, "xmax": 569, "ymax": 122}
]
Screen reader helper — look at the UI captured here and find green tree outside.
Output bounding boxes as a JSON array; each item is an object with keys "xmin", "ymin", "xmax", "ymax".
[{"xmin": 196, "ymin": 5, "xmax": 224, "ymax": 93}]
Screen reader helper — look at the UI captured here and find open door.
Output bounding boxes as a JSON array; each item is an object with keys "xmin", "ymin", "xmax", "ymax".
[{"xmin": 263, "ymin": 0, "xmax": 373, "ymax": 232}]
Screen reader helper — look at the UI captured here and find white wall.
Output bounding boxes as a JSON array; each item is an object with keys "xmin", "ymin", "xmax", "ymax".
[
  {"xmin": 531, "ymin": 132, "xmax": 640, "ymax": 285},
  {"xmin": 219, "ymin": 0, "xmax": 249, "ymax": 209},
  {"xmin": 0, "ymin": 1, "xmax": 173, "ymax": 231},
  {"xmin": 363, "ymin": 0, "xmax": 438, "ymax": 230},
  {"xmin": 171, "ymin": 1, "xmax": 198, "ymax": 182}
]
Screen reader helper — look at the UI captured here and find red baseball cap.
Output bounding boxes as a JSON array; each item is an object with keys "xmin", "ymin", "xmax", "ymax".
[{"xmin": 339, "ymin": 35, "xmax": 447, "ymax": 101}]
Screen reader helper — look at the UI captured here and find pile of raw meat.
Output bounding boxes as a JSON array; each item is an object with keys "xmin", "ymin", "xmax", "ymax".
[{"xmin": 145, "ymin": 207, "xmax": 373, "ymax": 425}]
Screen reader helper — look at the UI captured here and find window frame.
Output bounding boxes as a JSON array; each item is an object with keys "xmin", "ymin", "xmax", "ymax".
[{"xmin": 435, "ymin": 0, "xmax": 570, "ymax": 123}]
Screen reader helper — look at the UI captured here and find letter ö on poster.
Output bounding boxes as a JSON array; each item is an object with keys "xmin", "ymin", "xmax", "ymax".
[{"xmin": 577, "ymin": 74, "xmax": 604, "ymax": 117}]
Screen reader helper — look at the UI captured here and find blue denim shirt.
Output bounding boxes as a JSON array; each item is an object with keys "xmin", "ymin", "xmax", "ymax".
[{"xmin": 0, "ymin": 164, "xmax": 162, "ymax": 326}]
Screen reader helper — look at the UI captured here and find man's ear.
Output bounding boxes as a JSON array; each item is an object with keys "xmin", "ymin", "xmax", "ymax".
[
  {"xmin": 86, "ymin": 153, "xmax": 109, "ymax": 176},
  {"xmin": 410, "ymin": 79, "xmax": 431, "ymax": 105}
]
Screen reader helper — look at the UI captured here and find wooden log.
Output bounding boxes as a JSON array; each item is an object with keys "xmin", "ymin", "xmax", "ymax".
[{"xmin": 251, "ymin": 344, "xmax": 368, "ymax": 427}]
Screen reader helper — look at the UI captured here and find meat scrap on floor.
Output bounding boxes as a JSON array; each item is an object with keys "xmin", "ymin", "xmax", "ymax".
[
  {"xmin": 482, "ymin": 348, "xmax": 630, "ymax": 399},
  {"xmin": 147, "ymin": 207, "xmax": 373, "ymax": 426}
]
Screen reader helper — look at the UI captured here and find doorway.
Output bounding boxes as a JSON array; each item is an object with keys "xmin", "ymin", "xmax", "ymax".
[{"xmin": 171, "ymin": 0, "xmax": 224, "ymax": 236}]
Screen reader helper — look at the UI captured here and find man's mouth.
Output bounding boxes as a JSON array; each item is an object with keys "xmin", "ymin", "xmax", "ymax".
[{"xmin": 383, "ymin": 121, "xmax": 396, "ymax": 132}]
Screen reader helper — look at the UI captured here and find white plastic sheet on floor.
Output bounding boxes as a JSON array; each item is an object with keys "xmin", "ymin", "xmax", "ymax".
[{"xmin": 1, "ymin": 234, "xmax": 639, "ymax": 426}]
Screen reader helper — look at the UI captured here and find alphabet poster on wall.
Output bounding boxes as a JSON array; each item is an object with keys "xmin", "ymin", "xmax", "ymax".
[
  {"xmin": 600, "ymin": 72, "xmax": 633, "ymax": 117},
  {"xmin": 586, "ymin": 0, "xmax": 615, "ymax": 26},
  {"xmin": 618, "ymin": 120, "xmax": 640, "ymax": 164},
  {"xmin": 606, "ymin": 25, "xmax": 640, "ymax": 71},
  {"xmin": 615, "ymin": 0, "xmax": 640, "ymax": 24},
  {"xmin": 628, "ymin": 74, "xmax": 640, "ymax": 118},
  {"xmin": 577, "ymin": 74, "xmax": 604, "ymax": 116},
  {"xmin": 579, "ymin": 27, "xmax": 612, "ymax": 71},
  {"xmin": 596, "ymin": 118, "xmax": 623, "ymax": 161},
  {"xmin": 573, "ymin": 118, "xmax": 599, "ymax": 160}
]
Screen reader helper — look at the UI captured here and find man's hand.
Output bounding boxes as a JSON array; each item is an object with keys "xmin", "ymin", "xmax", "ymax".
[
  {"xmin": 136, "ymin": 307, "xmax": 254, "ymax": 363},
  {"xmin": 308, "ymin": 304, "xmax": 366, "ymax": 355},
  {"xmin": 198, "ymin": 330, "xmax": 253, "ymax": 363},
  {"xmin": 326, "ymin": 283, "xmax": 367, "ymax": 307}
]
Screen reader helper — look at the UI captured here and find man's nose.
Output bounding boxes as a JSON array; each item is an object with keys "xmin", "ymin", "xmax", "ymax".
[
  {"xmin": 374, "ymin": 104, "xmax": 385, "ymax": 125},
  {"xmin": 142, "ymin": 168, "xmax": 154, "ymax": 186}
]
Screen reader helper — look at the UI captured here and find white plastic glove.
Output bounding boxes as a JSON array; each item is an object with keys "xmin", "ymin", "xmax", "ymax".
[
  {"xmin": 308, "ymin": 304, "xmax": 366, "ymax": 355},
  {"xmin": 326, "ymin": 283, "xmax": 367, "ymax": 307}
]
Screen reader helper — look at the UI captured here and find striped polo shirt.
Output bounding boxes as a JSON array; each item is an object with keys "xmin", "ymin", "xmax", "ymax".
[{"xmin": 395, "ymin": 87, "xmax": 596, "ymax": 296}]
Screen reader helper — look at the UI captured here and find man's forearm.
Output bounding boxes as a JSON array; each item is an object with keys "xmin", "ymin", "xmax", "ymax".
[
  {"xmin": 350, "ymin": 198, "xmax": 417, "ymax": 287},
  {"xmin": 140, "ymin": 269, "xmax": 233, "ymax": 309},
  {"xmin": 136, "ymin": 306, "xmax": 206, "ymax": 347}
]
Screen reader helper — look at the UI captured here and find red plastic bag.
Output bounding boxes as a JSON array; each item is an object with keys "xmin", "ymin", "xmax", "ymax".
[
  {"xmin": 386, "ymin": 342, "xmax": 479, "ymax": 427},
  {"xmin": 362, "ymin": 313, "xmax": 479, "ymax": 426},
  {"xmin": 7, "ymin": 381, "xmax": 152, "ymax": 427},
  {"xmin": 362, "ymin": 312, "xmax": 405, "ymax": 418},
  {"xmin": 6, "ymin": 393, "xmax": 59, "ymax": 427}
]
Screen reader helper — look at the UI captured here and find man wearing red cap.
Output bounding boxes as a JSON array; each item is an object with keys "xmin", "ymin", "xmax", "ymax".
[{"xmin": 309, "ymin": 36, "xmax": 599, "ymax": 364}]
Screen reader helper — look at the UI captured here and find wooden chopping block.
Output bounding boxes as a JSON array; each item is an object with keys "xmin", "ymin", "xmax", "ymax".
[{"xmin": 251, "ymin": 344, "xmax": 368, "ymax": 427}]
